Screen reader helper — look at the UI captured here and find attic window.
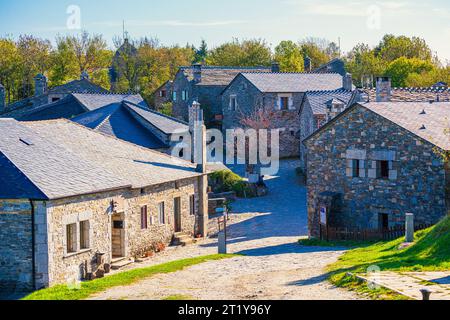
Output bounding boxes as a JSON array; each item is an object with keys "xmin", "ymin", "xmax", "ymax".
[{"xmin": 19, "ymin": 138, "xmax": 33, "ymax": 146}]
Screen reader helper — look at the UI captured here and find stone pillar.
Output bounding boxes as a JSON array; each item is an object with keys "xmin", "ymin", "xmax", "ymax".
[
  {"xmin": 271, "ymin": 62, "xmax": 280, "ymax": 73},
  {"xmin": 304, "ymin": 56, "xmax": 312, "ymax": 72},
  {"xmin": 0, "ymin": 84, "xmax": 5, "ymax": 112},
  {"xmin": 198, "ymin": 174, "xmax": 209, "ymax": 238},
  {"xmin": 405, "ymin": 213, "xmax": 414, "ymax": 243},
  {"xmin": 343, "ymin": 73, "xmax": 353, "ymax": 91}
]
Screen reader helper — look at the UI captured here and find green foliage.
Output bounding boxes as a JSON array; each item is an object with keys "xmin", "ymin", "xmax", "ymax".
[
  {"xmin": 159, "ymin": 102, "xmax": 173, "ymax": 116},
  {"xmin": 375, "ymin": 34, "xmax": 433, "ymax": 62},
  {"xmin": 194, "ymin": 39, "xmax": 208, "ymax": 63},
  {"xmin": 385, "ymin": 57, "xmax": 435, "ymax": 87},
  {"xmin": 274, "ymin": 41, "xmax": 304, "ymax": 72},
  {"xmin": 23, "ymin": 254, "xmax": 235, "ymax": 300},
  {"xmin": 207, "ymin": 38, "xmax": 272, "ymax": 67},
  {"xmin": 210, "ymin": 170, "xmax": 254, "ymax": 198},
  {"xmin": 326, "ymin": 216, "xmax": 450, "ymax": 299},
  {"xmin": 299, "ymin": 38, "xmax": 335, "ymax": 69}
]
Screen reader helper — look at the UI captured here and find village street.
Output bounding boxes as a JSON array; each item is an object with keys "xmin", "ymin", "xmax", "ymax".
[{"xmin": 90, "ymin": 160, "xmax": 362, "ymax": 300}]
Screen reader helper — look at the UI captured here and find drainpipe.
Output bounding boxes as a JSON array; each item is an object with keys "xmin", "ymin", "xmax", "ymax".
[{"xmin": 29, "ymin": 199, "xmax": 36, "ymax": 291}]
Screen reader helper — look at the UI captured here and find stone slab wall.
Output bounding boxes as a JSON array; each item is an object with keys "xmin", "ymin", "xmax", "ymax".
[
  {"xmin": 0, "ymin": 200, "xmax": 33, "ymax": 292},
  {"xmin": 222, "ymin": 75, "xmax": 302, "ymax": 158},
  {"xmin": 305, "ymin": 105, "xmax": 448, "ymax": 238}
]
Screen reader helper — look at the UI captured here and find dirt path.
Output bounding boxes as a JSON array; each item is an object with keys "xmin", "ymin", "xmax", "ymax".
[{"xmin": 90, "ymin": 160, "xmax": 363, "ymax": 300}]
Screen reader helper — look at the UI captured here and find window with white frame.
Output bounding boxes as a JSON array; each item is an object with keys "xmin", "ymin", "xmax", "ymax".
[
  {"xmin": 189, "ymin": 195, "xmax": 196, "ymax": 216},
  {"xmin": 182, "ymin": 90, "xmax": 188, "ymax": 101},
  {"xmin": 66, "ymin": 223, "xmax": 77, "ymax": 254},
  {"xmin": 79, "ymin": 220, "xmax": 90, "ymax": 250},
  {"xmin": 229, "ymin": 95, "xmax": 237, "ymax": 111},
  {"xmin": 172, "ymin": 91, "xmax": 177, "ymax": 101},
  {"xmin": 277, "ymin": 94, "xmax": 293, "ymax": 110}
]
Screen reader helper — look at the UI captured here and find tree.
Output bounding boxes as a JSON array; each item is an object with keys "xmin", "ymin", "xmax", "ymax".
[
  {"xmin": 299, "ymin": 38, "xmax": 331, "ymax": 69},
  {"xmin": 274, "ymin": 41, "xmax": 304, "ymax": 72},
  {"xmin": 207, "ymin": 38, "xmax": 271, "ymax": 67},
  {"xmin": 375, "ymin": 34, "xmax": 433, "ymax": 62},
  {"xmin": 345, "ymin": 43, "xmax": 385, "ymax": 87},
  {"xmin": 49, "ymin": 36, "xmax": 79, "ymax": 86},
  {"xmin": 384, "ymin": 57, "xmax": 435, "ymax": 87},
  {"xmin": 0, "ymin": 38, "xmax": 20, "ymax": 103},
  {"xmin": 194, "ymin": 39, "xmax": 208, "ymax": 63}
]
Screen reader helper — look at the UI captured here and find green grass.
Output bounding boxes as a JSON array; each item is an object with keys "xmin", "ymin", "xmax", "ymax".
[
  {"xmin": 326, "ymin": 216, "xmax": 450, "ymax": 300},
  {"xmin": 23, "ymin": 254, "xmax": 235, "ymax": 301},
  {"xmin": 299, "ymin": 238, "xmax": 377, "ymax": 248}
]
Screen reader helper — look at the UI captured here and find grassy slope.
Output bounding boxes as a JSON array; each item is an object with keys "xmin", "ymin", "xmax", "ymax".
[
  {"xmin": 326, "ymin": 216, "xmax": 450, "ymax": 299},
  {"xmin": 23, "ymin": 254, "xmax": 235, "ymax": 301}
]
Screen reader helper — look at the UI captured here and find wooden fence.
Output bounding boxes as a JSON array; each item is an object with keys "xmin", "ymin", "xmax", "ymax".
[{"xmin": 319, "ymin": 223, "xmax": 433, "ymax": 242}]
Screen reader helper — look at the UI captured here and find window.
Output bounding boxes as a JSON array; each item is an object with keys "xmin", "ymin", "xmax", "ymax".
[
  {"xmin": 51, "ymin": 97, "xmax": 60, "ymax": 103},
  {"xmin": 141, "ymin": 206, "xmax": 148, "ymax": 229},
  {"xmin": 182, "ymin": 90, "xmax": 188, "ymax": 101},
  {"xmin": 280, "ymin": 97, "xmax": 289, "ymax": 110},
  {"xmin": 379, "ymin": 161, "xmax": 390, "ymax": 179},
  {"xmin": 352, "ymin": 159, "xmax": 361, "ymax": 178},
  {"xmin": 229, "ymin": 96, "xmax": 237, "ymax": 111},
  {"xmin": 80, "ymin": 221, "xmax": 90, "ymax": 250},
  {"xmin": 160, "ymin": 90, "xmax": 166, "ymax": 98},
  {"xmin": 190, "ymin": 195, "xmax": 196, "ymax": 216},
  {"xmin": 66, "ymin": 223, "xmax": 77, "ymax": 254},
  {"xmin": 158, "ymin": 202, "xmax": 165, "ymax": 224},
  {"xmin": 172, "ymin": 91, "xmax": 177, "ymax": 101}
]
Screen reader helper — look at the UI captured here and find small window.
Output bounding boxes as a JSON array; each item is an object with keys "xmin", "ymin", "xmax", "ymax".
[
  {"xmin": 230, "ymin": 96, "xmax": 237, "ymax": 111},
  {"xmin": 52, "ymin": 97, "xmax": 60, "ymax": 103},
  {"xmin": 172, "ymin": 91, "xmax": 177, "ymax": 101},
  {"xmin": 352, "ymin": 159, "xmax": 361, "ymax": 178},
  {"xmin": 80, "ymin": 221, "xmax": 90, "ymax": 250},
  {"xmin": 379, "ymin": 161, "xmax": 390, "ymax": 179},
  {"xmin": 66, "ymin": 223, "xmax": 77, "ymax": 254},
  {"xmin": 190, "ymin": 195, "xmax": 196, "ymax": 216},
  {"xmin": 158, "ymin": 202, "xmax": 165, "ymax": 225},
  {"xmin": 141, "ymin": 206, "xmax": 148, "ymax": 229},
  {"xmin": 160, "ymin": 90, "xmax": 166, "ymax": 98},
  {"xmin": 280, "ymin": 97, "xmax": 289, "ymax": 110}
]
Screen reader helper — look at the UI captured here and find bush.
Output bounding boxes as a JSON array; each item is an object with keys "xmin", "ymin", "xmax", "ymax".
[{"xmin": 210, "ymin": 170, "xmax": 255, "ymax": 198}]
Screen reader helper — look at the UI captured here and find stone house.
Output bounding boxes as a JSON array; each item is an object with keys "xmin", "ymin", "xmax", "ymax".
[
  {"xmin": 299, "ymin": 89, "xmax": 360, "ymax": 169},
  {"xmin": 153, "ymin": 80, "xmax": 173, "ymax": 111},
  {"xmin": 0, "ymin": 118, "xmax": 208, "ymax": 292},
  {"xmin": 304, "ymin": 101, "xmax": 450, "ymax": 238},
  {"xmin": 222, "ymin": 72, "xmax": 352, "ymax": 158},
  {"xmin": 0, "ymin": 72, "xmax": 108, "ymax": 117},
  {"xmin": 171, "ymin": 64, "xmax": 273, "ymax": 126}
]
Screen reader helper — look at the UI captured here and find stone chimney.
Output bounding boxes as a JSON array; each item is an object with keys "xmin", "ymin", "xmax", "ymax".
[
  {"xmin": 189, "ymin": 101, "xmax": 207, "ymax": 173},
  {"xmin": 34, "ymin": 74, "xmax": 47, "ymax": 96},
  {"xmin": 343, "ymin": 73, "xmax": 353, "ymax": 91},
  {"xmin": 80, "ymin": 70, "xmax": 89, "ymax": 80},
  {"xmin": 376, "ymin": 77, "xmax": 392, "ymax": 102},
  {"xmin": 304, "ymin": 56, "xmax": 312, "ymax": 72},
  {"xmin": 192, "ymin": 63, "xmax": 202, "ymax": 83},
  {"xmin": 271, "ymin": 62, "xmax": 280, "ymax": 73},
  {"xmin": 0, "ymin": 84, "xmax": 5, "ymax": 112}
]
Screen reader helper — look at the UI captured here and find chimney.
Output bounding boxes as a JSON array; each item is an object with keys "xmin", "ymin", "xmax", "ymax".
[
  {"xmin": 0, "ymin": 84, "xmax": 5, "ymax": 112},
  {"xmin": 376, "ymin": 77, "xmax": 391, "ymax": 102},
  {"xmin": 271, "ymin": 61, "xmax": 280, "ymax": 73},
  {"xmin": 189, "ymin": 101, "xmax": 207, "ymax": 174},
  {"xmin": 192, "ymin": 63, "xmax": 202, "ymax": 83},
  {"xmin": 34, "ymin": 74, "xmax": 47, "ymax": 96},
  {"xmin": 343, "ymin": 73, "xmax": 353, "ymax": 91},
  {"xmin": 304, "ymin": 56, "xmax": 312, "ymax": 72},
  {"xmin": 80, "ymin": 70, "xmax": 89, "ymax": 80}
]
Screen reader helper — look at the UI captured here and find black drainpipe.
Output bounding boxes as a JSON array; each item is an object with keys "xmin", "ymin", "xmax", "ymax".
[{"xmin": 29, "ymin": 199, "xmax": 36, "ymax": 291}]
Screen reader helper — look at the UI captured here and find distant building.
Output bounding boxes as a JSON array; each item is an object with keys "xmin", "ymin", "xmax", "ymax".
[
  {"xmin": 222, "ymin": 72, "xmax": 352, "ymax": 158},
  {"xmin": 171, "ymin": 64, "xmax": 273, "ymax": 126},
  {"xmin": 153, "ymin": 80, "xmax": 173, "ymax": 111},
  {"xmin": 110, "ymin": 38, "xmax": 138, "ymax": 92},
  {"xmin": 304, "ymin": 101, "xmax": 449, "ymax": 238},
  {"xmin": 312, "ymin": 58, "xmax": 347, "ymax": 77}
]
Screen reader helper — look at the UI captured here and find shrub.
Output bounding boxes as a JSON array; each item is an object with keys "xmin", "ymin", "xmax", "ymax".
[{"xmin": 210, "ymin": 170, "xmax": 255, "ymax": 198}]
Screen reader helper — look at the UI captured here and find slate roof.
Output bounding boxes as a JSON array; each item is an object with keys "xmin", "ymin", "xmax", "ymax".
[
  {"xmin": 72, "ymin": 102, "xmax": 169, "ymax": 149},
  {"xmin": 304, "ymin": 89, "xmax": 355, "ymax": 115},
  {"xmin": 180, "ymin": 66, "xmax": 271, "ymax": 86},
  {"xmin": 72, "ymin": 92, "xmax": 147, "ymax": 110},
  {"xmin": 0, "ymin": 119, "xmax": 202, "ymax": 200},
  {"xmin": 240, "ymin": 73, "xmax": 344, "ymax": 93},
  {"xmin": 312, "ymin": 58, "xmax": 347, "ymax": 76},
  {"xmin": 125, "ymin": 102, "xmax": 189, "ymax": 135},
  {"xmin": 362, "ymin": 87, "xmax": 450, "ymax": 102},
  {"xmin": 362, "ymin": 102, "xmax": 450, "ymax": 151}
]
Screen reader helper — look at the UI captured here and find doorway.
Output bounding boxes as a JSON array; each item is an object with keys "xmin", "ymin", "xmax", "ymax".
[
  {"xmin": 379, "ymin": 213, "xmax": 389, "ymax": 231},
  {"xmin": 112, "ymin": 213, "xmax": 125, "ymax": 258},
  {"xmin": 174, "ymin": 197, "xmax": 182, "ymax": 232}
]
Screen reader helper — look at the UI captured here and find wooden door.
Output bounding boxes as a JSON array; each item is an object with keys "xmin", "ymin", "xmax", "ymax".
[
  {"xmin": 112, "ymin": 215, "xmax": 125, "ymax": 257},
  {"xmin": 174, "ymin": 197, "xmax": 181, "ymax": 232}
]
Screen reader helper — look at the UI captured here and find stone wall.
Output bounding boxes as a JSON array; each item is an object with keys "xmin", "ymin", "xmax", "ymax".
[
  {"xmin": 172, "ymin": 72, "xmax": 192, "ymax": 121},
  {"xmin": 154, "ymin": 81, "xmax": 173, "ymax": 111},
  {"xmin": 305, "ymin": 105, "xmax": 448, "ymax": 238},
  {"xmin": 0, "ymin": 200, "xmax": 33, "ymax": 292},
  {"xmin": 222, "ymin": 75, "xmax": 302, "ymax": 158}
]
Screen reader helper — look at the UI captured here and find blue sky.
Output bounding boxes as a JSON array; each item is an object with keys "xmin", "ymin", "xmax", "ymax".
[{"xmin": 1, "ymin": 0, "xmax": 450, "ymax": 62}]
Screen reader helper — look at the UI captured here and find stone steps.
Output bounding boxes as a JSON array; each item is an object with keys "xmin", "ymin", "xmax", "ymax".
[
  {"xmin": 172, "ymin": 232, "xmax": 195, "ymax": 247},
  {"xmin": 111, "ymin": 257, "xmax": 134, "ymax": 270}
]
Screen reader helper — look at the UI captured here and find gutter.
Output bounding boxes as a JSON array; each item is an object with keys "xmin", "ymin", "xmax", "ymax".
[{"xmin": 29, "ymin": 199, "xmax": 36, "ymax": 291}]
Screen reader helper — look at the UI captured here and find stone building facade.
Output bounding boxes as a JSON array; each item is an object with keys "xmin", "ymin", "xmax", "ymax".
[
  {"xmin": 304, "ymin": 102, "xmax": 449, "ymax": 238},
  {"xmin": 222, "ymin": 72, "xmax": 349, "ymax": 158},
  {"xmin": 153, "ymin": 80, "xmax": 173, "ymax": 111},
  {"xmin": 0, "ymin": 118, "xmax": 208, "ymax": 292}
]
